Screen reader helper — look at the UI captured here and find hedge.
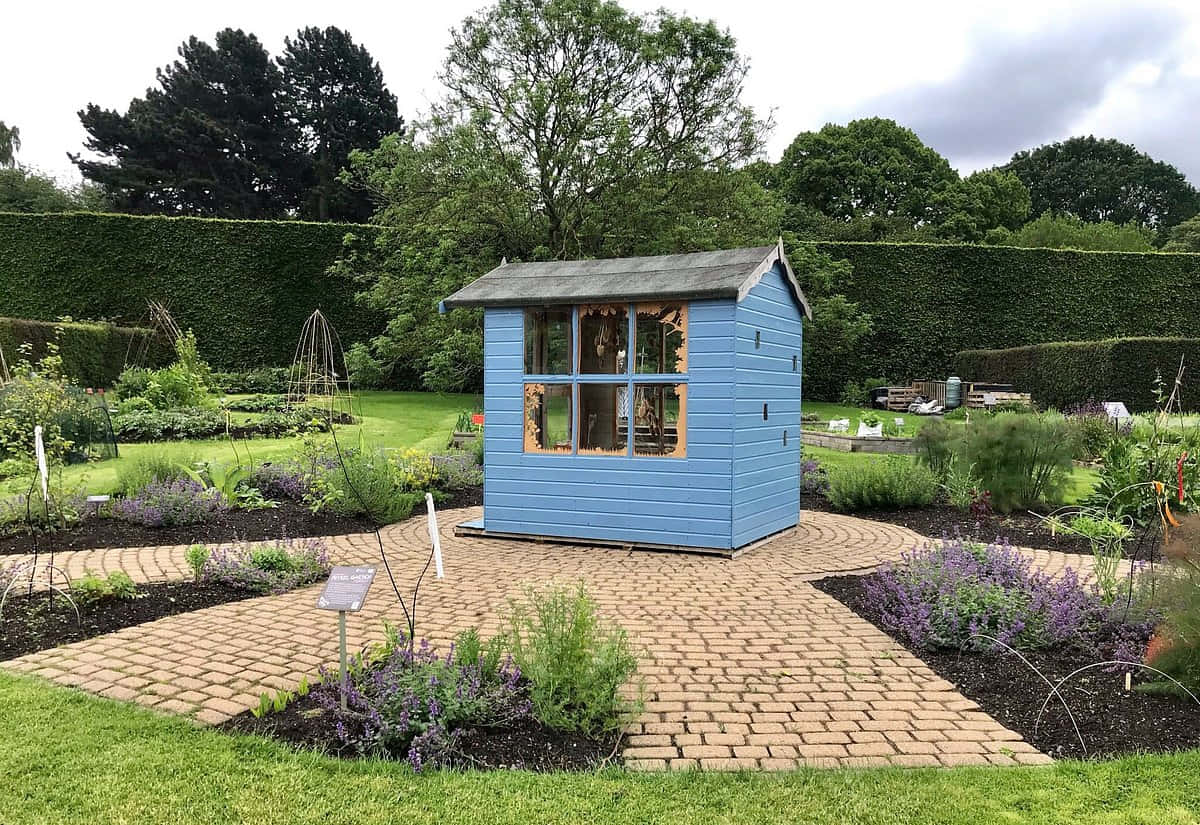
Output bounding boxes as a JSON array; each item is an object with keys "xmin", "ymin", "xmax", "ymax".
[
  {"xmin": 953, "ymin": 337, "xmax": 1200, "ymax": 412},
  {"xmin": 806, "ymin": 242, "xmax": 1200, "ymax": 400},
  {"xmin": 0, "ymin": 212, "xmax": 382, "ymax": 370},
  {"xmin": 0, "ymin": 316, "xmax": 169, "ymax": 388}
]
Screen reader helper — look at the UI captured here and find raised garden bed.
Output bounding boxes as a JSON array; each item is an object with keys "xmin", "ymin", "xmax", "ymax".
[
  {"xmin": 813, "ymin": 573, "xmax": 1200, "ymax": 760},
  {"xmin": 801, "ymin": 493, "xmax": 1161, "ymax": 560},
  {"xmin": 220, "ymin": 695, "xmax": 618, "ymax": 772},
  {"xmin": 0, "ymin": 580, "xmax": 262, "ymax": 661},
  {"xmin": 0, "ymin": 487, "xmax": 484, "ymax": 556}
]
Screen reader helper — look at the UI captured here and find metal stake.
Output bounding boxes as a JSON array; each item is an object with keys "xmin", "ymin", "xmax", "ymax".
[{"xmin": 338, "ymin": 609, "xmax": 348, "ymax": 711}]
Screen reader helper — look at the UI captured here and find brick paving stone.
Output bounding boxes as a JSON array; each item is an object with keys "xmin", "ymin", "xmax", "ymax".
[{"xmin": 3, "ymin": 506, "xmax": 1100, "ymax": 770}]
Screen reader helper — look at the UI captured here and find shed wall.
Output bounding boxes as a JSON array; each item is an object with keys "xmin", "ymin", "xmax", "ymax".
[
  {"xmin": 481, "ymin": 300, "xmax": 736, "ymax": 548},
  {"xmin": 731, "ymin": 263, "xmax": 804, "ymax": 547}
]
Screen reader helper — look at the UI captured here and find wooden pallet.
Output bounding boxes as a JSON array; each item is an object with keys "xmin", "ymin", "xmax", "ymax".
[
  {"xmin": 966, "ymin": 390, "xmax": 1032, "ymax": 409},
  {"xmin": 884, "ymin": 387, "xmax": 919, "ymax": 411}
]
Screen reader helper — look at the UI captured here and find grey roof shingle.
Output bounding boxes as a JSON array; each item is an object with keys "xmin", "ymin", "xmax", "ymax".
[{"xmin": 440, "ymin": 243, "xmax": 811, "ymax": 318}]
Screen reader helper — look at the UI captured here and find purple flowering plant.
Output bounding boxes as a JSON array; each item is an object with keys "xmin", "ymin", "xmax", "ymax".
[
  {"xmin": 866, "ymin": 538, "xmax": 1157, "ymax": 660},
  {"xmin": 314, "ymin": 625, "xmax": 531, "ymax": 771},
  {"xmin": 248, "ymin": 460, "xmax": 316, "ymax": 502},
  {"xmin": 801, "ymin": 458, "xmax": 829, "ymax": 495},
  {"xmin": 191, "ymin": 537, "xmax": 331, "ymax": 594},
  {"xmin": 114, "ymin": 479, "xmax": 227, "ymax": 527}
]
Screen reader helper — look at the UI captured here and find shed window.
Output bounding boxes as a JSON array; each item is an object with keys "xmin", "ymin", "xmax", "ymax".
[
  {"xmin": 635, "ymin": 304, "xmax": 687, "ymax": 374},
  {"xmin": 523, "ymin": 384, "xmax": 572, "ymax": 454},
  {"xmin": 578, "ymin": 305, "xmax": 628, "ymax": 374},
  {"xmin": 632, "ymin": 384, "xmax": 686, "ymax": 457},
  {"xmin": 524, "ymin": 307, "xmax": 572, "ymax": 374},
  {"xmin": 579, "ymin": 383, "xmax": 628, "ymax": 454}
]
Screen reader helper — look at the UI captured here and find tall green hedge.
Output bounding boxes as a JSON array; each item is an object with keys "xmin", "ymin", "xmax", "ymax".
[
  {"xmin": 954, "ymin": 338, "xmax": 1200, "ymax": 411},
  {"xmin": 0, "ymin": 316, "xmax": 169, "ymax": 387},
  {"xmin": 806, "ymin": 242, "xmax": 1200, "ymax": 400},
  {"xmin": 0, "ymin": 213, "xmax": 382, "ymax": 370}
]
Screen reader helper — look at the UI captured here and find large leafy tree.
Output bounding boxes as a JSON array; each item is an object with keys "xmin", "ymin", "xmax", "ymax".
[
  {"xmin": 73, "ymin": 29, "xmax": 300, "ymax": 217},
  {"xmin": 0, "ymin": 168, "xmax": 113, "ymax": 212},
  {"xmin": 1004, "ymin": 136, "xmax": 1200, "ymax": 235},
  {"xmin": 1164, "ymin": 215, "xmax": 1200, "ymax": 253},
  {"xmin": 278, "ymin": 27, "xmax": 403, "ymax": 221},
  {"xmin": 775, "ymin": 118, "xmax": 959, "ymax": 227},
  {"xmin": 342, "ymin": 0, "xmax": 784, "ymax": 391}
]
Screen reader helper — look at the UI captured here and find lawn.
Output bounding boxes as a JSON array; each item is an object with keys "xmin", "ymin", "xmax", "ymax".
[
  {"xmin": 0, "ymin": 391, "xmax": 479, "ymax": 497},
  {"xmin": 0, "ymin": 673, "xmax": 1196, "ymax": 825},
  {"xmin": 803, "ymin": 400, "xmax": 933, "ymax": 438}
]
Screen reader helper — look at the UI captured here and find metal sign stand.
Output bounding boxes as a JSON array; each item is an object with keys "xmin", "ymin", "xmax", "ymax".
[{"xmin": 316, "ymin": 565, "xmax": 378, "ymax": 712}]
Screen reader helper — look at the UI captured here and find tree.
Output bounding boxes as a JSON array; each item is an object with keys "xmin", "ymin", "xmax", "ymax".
[
  {"xmin": 340, "ymin": 0, "xmax": 778, "ymax": 390},
  {"xmin": 988, "ymin": 211, "xmax": 1155, "ymax": 252},
  {"xmin": 1004, "ymin": 136, "xmax": 1200, "ymax": 236},
  {"xmin": 1164, "ymin": 215, "xmax": 1200, "ymax": 253},
  {"xmin": 278, "ymin": 27, "xmax": 404, "ymax": 221},
  {"xmin": 0, "ymin": 168, "xmax": 78, "ymax": 212},
  {"xmin": 0, "ymin": 121, "xmax": 19, "ymax": 168},
  {"xmin": 775, "ymin": 118, "xmax": 959, "ymax": 227},
  {"xmin": 934, "ymin": 169, "xmax": 1031, "ymax": 243},
  {"xmin": 74, "ymin": 29, "xmax": 300, "ymax": 217}
]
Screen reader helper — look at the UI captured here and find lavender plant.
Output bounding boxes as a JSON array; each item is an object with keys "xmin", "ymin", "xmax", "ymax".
[
  {"xmin": 315, "ymin": 626, "xmax": 531, "ymax": 771},
  {"xmin": 866, "ymin": 538, "xmax": 1157, "ymax": 660},
  {"xmin": 113, "ymin": 479, "xmax": 226, "ymax": 527},
  {"xmin": 191, "ymin": 537, "xmax": 331, "ymax": 594},
  {"xmin": 801, "ymin": 458, "xmax": 828, "ymax": 495}
]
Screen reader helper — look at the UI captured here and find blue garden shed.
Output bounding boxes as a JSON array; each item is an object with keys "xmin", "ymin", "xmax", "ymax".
[{"xmin": 441, "ymin": 242, "xmax": 811, "ymax": 556}]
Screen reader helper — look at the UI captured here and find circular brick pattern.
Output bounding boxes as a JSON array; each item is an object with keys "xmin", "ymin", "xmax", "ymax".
[{"xmin": 3, "ymin": 506, "xmax": 1099, "ymax": 770}]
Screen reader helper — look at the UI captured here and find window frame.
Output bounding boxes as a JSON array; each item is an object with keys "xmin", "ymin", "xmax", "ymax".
[{"xmin": 521, "ymin": 302, "xmax": 688, "ymax": 458}]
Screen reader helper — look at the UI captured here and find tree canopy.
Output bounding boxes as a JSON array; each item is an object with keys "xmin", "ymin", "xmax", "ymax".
[
  {"xmin": 73, "ymin": 27, "xmax": 400, "ymax": 220},
  {"xmin": 1004, "ymin": 136, "xmax": 1200, "ymax": 234},
  {"xmin": 0, "ymin": 122, "xmax": 19, "ymax": 168},
  {"xmin": 987, "ymin": 211, "xmax": 1155, "ymax": 252},
  {"xmin": 339, "ymin": 0, "xmax": 790, "ymax": 391},
  {"xmin": 279, "ymin": 26, "xmax": 403, "ymax": 221},
  {"xmin": 1163, "ymin": 215, "xmax": 1200, "ymax": 253}
]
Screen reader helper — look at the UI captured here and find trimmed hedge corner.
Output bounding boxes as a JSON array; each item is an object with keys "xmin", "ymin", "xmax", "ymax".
[
  {"xmin": 806, "ymin": 242, "xmax": 1200, "ymax": 400},
  {"xmin": 0, "ymin": 316, "xmax": 169, "ymax": 387},
  {"xmin": 953, "ymin": 337, "xmax": 1200, "ymax": 411},
  {"xmin": 0, "ymin": 212, "xmax": 383, "ymax": 370}
]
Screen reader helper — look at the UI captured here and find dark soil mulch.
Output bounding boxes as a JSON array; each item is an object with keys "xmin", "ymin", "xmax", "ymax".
[
  {"xmin": 0, "ymin": 580, "xmax": 261, "ymax": 661},
  {"xmin": 0, "ymin": 500, "xmax": 373, "ymax": 556},
  {"xmin": 220, "ymin": 693, "xmax": 618, "ymax": 772},
  {"xmin": 812, "ymin": 573, "xmax": 1200, "ymax": 760},
  {"xmin": 0, "ymin": 488, "xmax": 485, "ymax": 556},
  {"xmin": 801, "ymin": 493, "xmax": 1162, "ymax": 560}
]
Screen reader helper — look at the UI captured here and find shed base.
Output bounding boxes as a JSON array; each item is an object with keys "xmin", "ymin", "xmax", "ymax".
[{"xmin": 452, "ymin": 519, "xmax": 796, "ymax": 560}]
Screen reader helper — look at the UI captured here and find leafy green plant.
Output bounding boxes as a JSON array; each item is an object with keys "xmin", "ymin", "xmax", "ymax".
[
  {"xmin": 185, "ymin": 544, "xmax": 210, "ymax": 580},
  {"xmin": 71, "ymin": 569, "xmax": 138, "ymax": 606},
  {"xmin": 859, "ymin": 412, "xmax": 881, "ymax": 429},
  {"xmin": 182, "ymin": 461, "xmax": 247, "ymax": 502},
  {"xmin": 913, "ymin": 418, "xmax": 959, "ymax": 478},
  {"xmin": 826, "ymin": 458, "xmax": 938, "ymax": 512},
  {"xmin": 941, "ymin": 462, "xmax": 982, "ymax": 512},
  {"xmin": 308, "ymin": 445, "xmax": 421, "ymax": 524},
  {"xmin": 839, "ymin": 377, "xmax": 888, "ymax": 408},
  {"xmin": 504, "ymin": 583, "xmax": 641, "ymax": 736},
  {"xmin": 962, "ymin": 412, "xmax": 1076, "ymax": 512},
  {"xmin": 115, "ymin": 448, "xmax": 195, "ymax": 497}
]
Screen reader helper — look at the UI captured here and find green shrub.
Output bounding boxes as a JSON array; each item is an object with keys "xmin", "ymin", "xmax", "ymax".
[
  {"xmin": 110, "ymin": 407, "xmax": 226, "ymax": 441},
  {"xmin": 825, "ymin": 458, "xmax": 938, "ymax": 512},
  {"xmin": 0, "ymin": 316, "xmax": 166, "ymax": 388},
  {"xmin": 210, "ymin": 367, "xmax": 292, "ymax": 394},
  {"xmin": 71, "ymin": 569, "xmax": 138, "ymax": 606},
  {"xmin": 954, "ymin": 338, "xmax": 1200, "ymax": 412},
  {"xmin": 114, "ymin": 367, "xmax": 153, "ymax": 399},
  {"xmin": 839, "ymin": 377, "xmax": 888, "ymax": 408},
  {"xmin": 504, "ymin": 583, "xmax": 641, "ymax": 735},
  {"xmin": 0, "ymin": 348, "xmax": 106, "ymax": 463},
  {"xmin": 913, "ymin": 418, "xmax": 959, "ymax": 478},
  {"xmin": 0, "ymin": 213, "xmax": 382, "ymax": 370},
  {"xmin": 185, "ymin": 544, "xmax": 210, "ymax": 580},
  {"xmin": 308, "ymin": 447, "xmax": 421, "ymax": 524},
  {"xmin": 962, "ymin": 412, "xmax": 1076, "ymax": 512}
]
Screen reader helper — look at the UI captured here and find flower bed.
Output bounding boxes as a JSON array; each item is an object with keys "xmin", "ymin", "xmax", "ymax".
[{"xmin": 812, "ymin": 538, "xmax": 1200, "ymax": 759}]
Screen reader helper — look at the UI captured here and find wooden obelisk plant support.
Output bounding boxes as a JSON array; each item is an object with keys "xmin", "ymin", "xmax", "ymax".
[{"xmin": 288, "ymin": 310, "xmax": 439, "ymax": 658}]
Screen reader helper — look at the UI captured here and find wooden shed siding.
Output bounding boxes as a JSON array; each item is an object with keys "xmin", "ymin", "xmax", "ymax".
[
  {"xmin": 482, "ymin": 300, "xmax": 737, "ymax": 549},
  {"xmin": 731, "ymin": 264, "xmax": 803, "ymax": 548}
]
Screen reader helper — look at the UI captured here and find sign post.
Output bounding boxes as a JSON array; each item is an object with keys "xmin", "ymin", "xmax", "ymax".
[{"xmin": 316, "ymin": 565, "xmax": 377, "ymax": 710}]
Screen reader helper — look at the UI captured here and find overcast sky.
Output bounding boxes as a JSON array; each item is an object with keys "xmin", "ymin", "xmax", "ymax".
[{"xmin": 4, "ymin": 0, "xmax": 1200, "ymax": 185}]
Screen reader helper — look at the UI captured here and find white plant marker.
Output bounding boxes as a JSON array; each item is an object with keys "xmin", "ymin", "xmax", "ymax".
[
  {"xmin": 34, "ymin": 425, "xmax": 48, "ymax": 504},
  {"xmin": 425, "ymin": 493, "xmax": 444, "ymax": 579}
]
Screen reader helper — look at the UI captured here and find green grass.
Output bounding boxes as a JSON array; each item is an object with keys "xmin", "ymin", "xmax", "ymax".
[
  {"xmin": 804, "ymin": 400, "xmax": 933, "ymax": 438},
  {"xmin": 0, "ymin": 391, "xmax": 479, "ymax": 497},
  {"xmin": 0, "ymin": 672, "xmax": 1197, "ymax": 824}
]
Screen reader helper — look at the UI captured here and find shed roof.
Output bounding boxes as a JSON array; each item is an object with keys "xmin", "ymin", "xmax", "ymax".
[{"xmin": 440, "ymin": 241, "xmax": 811, "ymax": 319}]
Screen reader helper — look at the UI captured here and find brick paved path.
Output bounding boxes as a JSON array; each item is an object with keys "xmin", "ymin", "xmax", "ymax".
[{"xmin": 3, "ymin": 507, "xmax": 1095, "ymax": 769}]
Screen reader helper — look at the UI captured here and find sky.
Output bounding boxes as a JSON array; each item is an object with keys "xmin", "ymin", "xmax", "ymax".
[{"xmin": 4, "ymin": 0, "xmax": 1200, "ymax": 185}]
